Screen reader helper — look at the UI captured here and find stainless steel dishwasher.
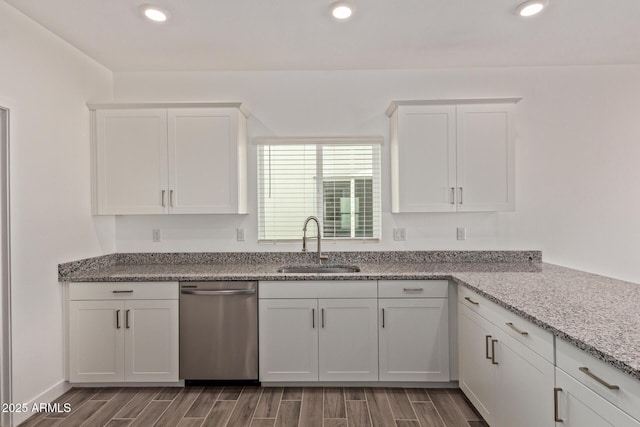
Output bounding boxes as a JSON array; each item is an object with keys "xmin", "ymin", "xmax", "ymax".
[{"xmin": 179, "ymin": 281, "xmax": 258, "ymax": 384}]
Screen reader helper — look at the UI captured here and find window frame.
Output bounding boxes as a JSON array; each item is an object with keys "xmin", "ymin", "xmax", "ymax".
[{"xmin": 255, "ymin": 136, "xmax": 383, "ymax": 243}]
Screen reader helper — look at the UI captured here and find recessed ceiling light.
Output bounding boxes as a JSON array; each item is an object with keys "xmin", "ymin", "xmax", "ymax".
[
  {"xmin": 330, "ymin": 1, "xmax": 355, "ymax": 20},
  {"xmin": 140, "ymin": 4, "xmax": 170, "ymax": 22},
  {"xmin": 515, "ymin": 0, "xmax": 548, "ymax": 17}
]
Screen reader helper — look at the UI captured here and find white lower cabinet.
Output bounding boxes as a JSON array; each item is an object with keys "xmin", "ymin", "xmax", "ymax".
[
  {"xmin": 258, "ymin": 297, "xmax": 378, "ymax": 382},
  {"xmin": 318, "ymin": 298, "xmax": 378, "ymax": 381},
  {"xmin": 458, "ymin": 302, "xmax": 497, "ymax": 424},
  {"xmin": 67, "ymin": 282, "xmax": 179, "ymax": 383},
  {"xmin": 458, "ymin": 289, "xmax": 554, "ymax": 427},
  {"xmin": 378, "ymin": 280, "xmax": 450, "ymax": 382},
  {"xmin": 258, "ymin": 299, "xmax": 319, "ymax": 382},
  {"xmin": 555, "ymin": 368, "xmax": 640, "ymax": 426},
  {"xmin": 258, "ymin": 280, "xmax": 378, "ymax": 382}
]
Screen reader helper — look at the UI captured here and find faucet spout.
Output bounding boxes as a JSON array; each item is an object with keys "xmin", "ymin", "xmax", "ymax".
[{"xmin": 302, "ymin": 216, "xmax": 329, "ymax": 264}]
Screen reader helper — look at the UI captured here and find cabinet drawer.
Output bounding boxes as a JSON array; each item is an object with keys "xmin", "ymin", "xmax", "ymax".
[
  {"xmin": 378, "ymin": 280, "xmax": 448, "ymax": 298},
  {"xmin": 68, "ymin": 282, "xmax": 179, "ymax": 300},
  {"xmin": 458, "ymin": 285, "xmax": 554, "ymax": 363},
  {"xmin": 557, "ymin": 339, "xmax": 640, "ymax": 421},
  {"xmin": 258, "ymin": 280, "xmax": 377, "ymax": 299}
]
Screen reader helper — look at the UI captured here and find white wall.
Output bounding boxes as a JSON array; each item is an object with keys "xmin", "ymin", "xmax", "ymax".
[
  {"xmin": 0, "ymin": 2, "xmax": 114, "ymax": 423},
  {"xmin": 113, "ymin": 66, "xmax": 640, "ymax": 284}
]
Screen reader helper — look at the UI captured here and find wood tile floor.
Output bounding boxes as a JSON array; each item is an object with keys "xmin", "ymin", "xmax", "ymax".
[{"xmin": 20, "ymin": 386, "xmax": 488, "ymax": 427}]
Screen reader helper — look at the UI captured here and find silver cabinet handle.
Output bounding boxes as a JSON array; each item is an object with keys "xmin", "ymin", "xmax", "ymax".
[
  {"xmin": 180, "ymin": 289, "xmax": 256, "ymax": 296},
  {"xmin": 170, "ymin": 190, "xmax": 174, "ymax": 207},
  {"xmin": 161, "ymin": 190, "xmax": 166, "ymax": 207},
  {"xmin": 450, "ymin": 187, "xmax": 455, "ymax": 204},
  {"xmin": 465, "ymin": 296, "xmax": 479, "ymax": 305},
  {"xmin": 112, "ymin": 290, "xmax": 134, "ymax": 294},
  {"xmin": 554, "ymin": 388, "xmax": 563, "ymax": 422},
  {"xmin": 459, "ymin": 187, "xmax": 463, "ymax": 204},
  {"xmin": 403, "ymin": 288, "xmax": 423, "ymax": 292},
  {"xmin": 381, "ymin": 308, "xmax": 385, "ymax": 328},
  {"xmin": 321, "ymin": 308, "xmax": 325, "ymax": 328},
  {"xmin": 116, "ymin": 310, "xmax": 121, "ymax": 329},
  {"xmin": 579, "ymin": 367, "xmax": 620, "ymax": 390},
  {"xmin": 506, "ymin": 322, "xmax": 529, "ymax": 335},
  {"xmin": 485, "ymin": 335, "xmax": 492, "ymax": 359},
  {"xmin": 491, "ymin": 339, "xmax": 499, "ymax": 364},
  {"xmin": 125, "ymin": 309, "xmax": 130, "ymax": 329},
  {"xmin": 312, "ymin": 308, "xmax": 315, "ymax": 329}
]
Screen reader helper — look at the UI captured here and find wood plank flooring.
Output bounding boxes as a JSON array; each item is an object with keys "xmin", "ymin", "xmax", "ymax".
[{"xmin": 20, "ymin": 387, "xmax": 488, "ymax": 427}]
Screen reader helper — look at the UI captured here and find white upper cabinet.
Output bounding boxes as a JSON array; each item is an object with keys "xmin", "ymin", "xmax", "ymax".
[
  {"xmin": 91, "ymin": 103, "xmax": 248, "ymax": 215},
  {"xmin": 387, "ymin": 99, "xmax": 519, "ymax": 213}
]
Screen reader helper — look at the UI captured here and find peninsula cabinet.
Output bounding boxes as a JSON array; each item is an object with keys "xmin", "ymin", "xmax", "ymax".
[
  {"xmin": 458, "ymin": 286, "xmax": 554, "ymax": 427},
  {"xmin": 386, "ymin": 99, "xmax": 519, "ymax": 213},
  {"xmin": 89, "ymin": 103, "xmax": 248, "ymax": 215},
  {"xmin": 378, "ymin": 280, "xmax": 450, "ymax": 382},
  {"xmin": 67, "ymin": 282, "xmax": 179, "ymax": 383},
  {"xmin": 554, "ymin": 339, "xmax": 640, "ymax": 426},
  {"xmin": 258, "ymin": 280, "xmax": 378, "ymax": 382}
]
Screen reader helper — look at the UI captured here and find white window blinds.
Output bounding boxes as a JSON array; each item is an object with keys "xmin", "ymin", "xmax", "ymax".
[{"xmin": 256, "ymin": 137, "xmax": 382, "ymax": 242}]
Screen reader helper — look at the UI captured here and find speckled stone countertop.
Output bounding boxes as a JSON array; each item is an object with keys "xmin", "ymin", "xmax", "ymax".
[{"xmin": 59, "ymin": 251, "xmax": 640, "ymax": 382}]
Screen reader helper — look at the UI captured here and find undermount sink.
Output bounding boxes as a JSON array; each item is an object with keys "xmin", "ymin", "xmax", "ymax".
[{"xmin": 278, "ymin": 265, "xmax": 361, "ymax": 274}]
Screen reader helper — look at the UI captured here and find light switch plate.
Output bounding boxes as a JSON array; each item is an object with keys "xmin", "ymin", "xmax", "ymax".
[
  {"xmin": 456, "ymin": 227, "xmax": 466, "ymax": 240},
  {"xmin": 152, "ymin": 229, "xmax": 161, "ymax": 242},
  {"xmin": 236, "ymin": 228, "xmax": 246, "ymax": 241},
  {"xmin": 393, "ymin": 228, "xmax": 407, "ymax": 241}
]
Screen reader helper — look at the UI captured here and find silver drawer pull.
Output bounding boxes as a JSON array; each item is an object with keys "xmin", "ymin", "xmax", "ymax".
[
  {"xmin": 506, "ymin": 322, "xmax": 529, "ymax": 335},
  {"xmin": 554, "ymin": 388, "xmax": 563, "ymax": 422},
  {"xmin": 464, "ymin": 296, "xmax": 479, "ymax": 305},
  {"xmin": 403, "ymin": 288, "xmax": 423, "ymax": 292},
  {"xmin": 579, "ymin": 367, "xmax": 620, "ymax": 390},
  {"xmin": 112, "ymin": 290, "xmax": 134, "ymax": 294},
  {"xmin": 450, "ymin": 187, "xmax": 455, "ymax": 204},
  {"xmin": 491, "ymin": 339, "xmax": 498, "ymax": 365}
]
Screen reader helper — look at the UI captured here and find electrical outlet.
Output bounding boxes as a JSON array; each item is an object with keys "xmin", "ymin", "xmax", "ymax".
[
  {"xmin": 236, "ymin": 228, "xmax": 245, "ymax": 241},
  {"xmin": 393, "ymin": 228, "xmax": 407, "ymax": 241},
  {"xmin": 152, "ymin": 229, "xmax": 161, "ymax": 242},
  {"xmin": 456, "ymin": 227, "xmax": 466, "ymax": 241}
]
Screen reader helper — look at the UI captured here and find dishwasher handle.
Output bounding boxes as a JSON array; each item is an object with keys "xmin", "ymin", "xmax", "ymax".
[{"xmin": 180, "ymin": 289, "xmax": 256, "ymax": 296}]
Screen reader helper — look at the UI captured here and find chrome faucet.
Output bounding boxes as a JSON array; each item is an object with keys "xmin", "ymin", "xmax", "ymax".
[{"xmin": 302, "ymin": 216, "xmax": 329, "ymax": 264}]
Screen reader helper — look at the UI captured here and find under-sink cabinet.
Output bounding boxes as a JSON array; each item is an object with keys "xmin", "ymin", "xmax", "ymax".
[
  {"xmin": 458, "ymin": 286, "xmax": 555, "ymax": 427},
  {"xmin": 89, "ymin": 103, "xmax": 248, "ymax": 215},
  {"xmin": 67, "ymin": 282, "xmax": 179, "ymax": 383},
  {"xmin": 378, "ymin": 280, "xmax": 449, "ymax": 382},
  {"xmin": 258, "ymin": 281, "xmax": 378, "ymax": 382}
]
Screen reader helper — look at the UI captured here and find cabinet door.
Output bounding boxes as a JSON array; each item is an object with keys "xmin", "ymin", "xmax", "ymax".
[
  {"xmin": 69, "ymin": 300, "xmax": 124, "ymax": 382},
  {"xmin": 555, "ymin": 369, "xmax": 640, "ymax": 427},
  {"xmin": 95, "ymin": 109, "xmax": 168, "ymax": 214},
  {"xmin": 318, "ymin": 299, "xmax": 378, "ymax": 381},
  {"xmin": 168, "ymin": 108, "xmax": 242, "ymax": 214},
  {"xmin": 379, "ymin": 298, "xmax": 449, "ymax": 382},
  {"xmin": 259, "ymin": 299, "xmax": 319, "ymax": 382},
  {"xmin": 456, "ymin": 103, "xmax": 515, "ymax": 212},
  {"xmin": 124, "ymin": 300, "xmax": 178, "ymax": 382},
  {"xmin": 393, "ymin": 105, "xmax": 457, "ymax": 212},
  {"xmin": 458, "ymin": 302, "xmax": 497, "ymax": 426},
  {"xmin": 495, "ymin": 333, "xmax": 555, "ymax": 427}
]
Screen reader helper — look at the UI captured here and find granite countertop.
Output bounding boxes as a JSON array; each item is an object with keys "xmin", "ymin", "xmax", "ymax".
[{"xmin": 58, "ymin": 251, "xmax": 640, "ymax": 382}]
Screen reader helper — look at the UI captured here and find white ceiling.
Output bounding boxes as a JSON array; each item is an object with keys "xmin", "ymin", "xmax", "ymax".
[{"xmin": 6, "ymin": 0, "xmax": 640, "ymax": 72}]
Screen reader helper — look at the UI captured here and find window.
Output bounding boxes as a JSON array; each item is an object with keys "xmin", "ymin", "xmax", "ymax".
[{"xmin": 256, "ymin": 137, "xmax": 382, "ymax": 242}]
